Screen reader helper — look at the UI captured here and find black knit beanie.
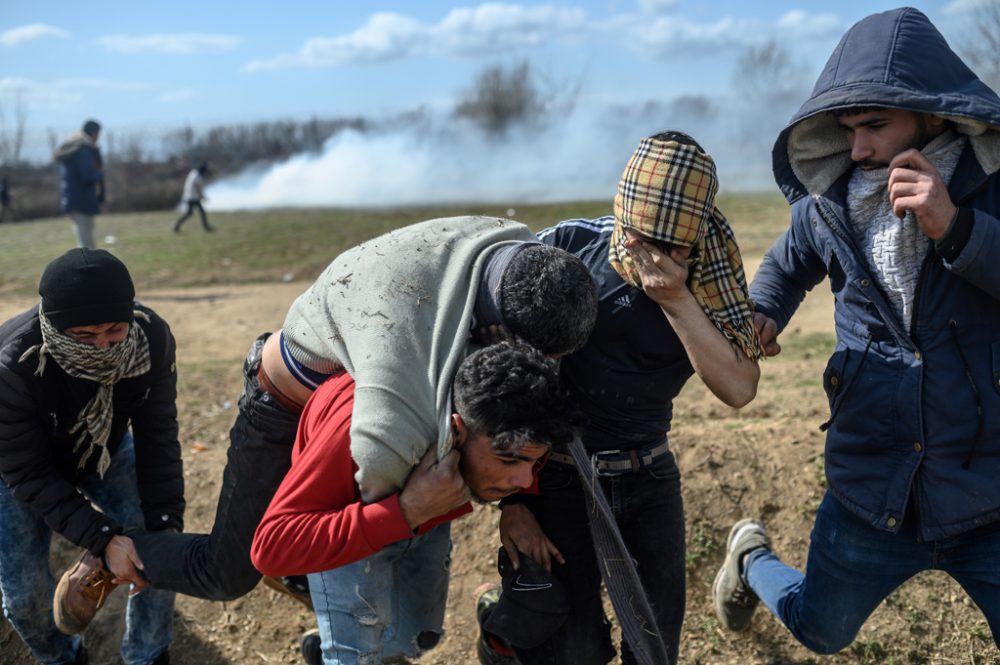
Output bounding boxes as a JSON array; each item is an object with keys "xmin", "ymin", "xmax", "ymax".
[{"xmin": 38, "ymin": 248, "xmax": 135, "ymax": 330}]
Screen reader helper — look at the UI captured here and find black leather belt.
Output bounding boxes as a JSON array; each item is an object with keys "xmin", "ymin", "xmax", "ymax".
[{"xmin": 548, "ymin": 440, "xmax": 670, "ymax": 475}]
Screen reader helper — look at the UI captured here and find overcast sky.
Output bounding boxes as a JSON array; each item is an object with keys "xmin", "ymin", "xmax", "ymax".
[{"xmin": 1, "ymin": 1, "xmax": 990, "ymax": 202}]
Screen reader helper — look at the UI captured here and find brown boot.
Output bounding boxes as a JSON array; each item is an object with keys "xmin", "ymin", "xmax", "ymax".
[
  {"xmin": 261, "ymin": 575, "xmax": 313, "ymax": 610},
  {"xmin": 53, "ymin": 552, "xmax": 122, "ymax": 634}
]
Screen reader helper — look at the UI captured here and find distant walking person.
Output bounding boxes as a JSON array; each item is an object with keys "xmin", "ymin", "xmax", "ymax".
[
  {"xmin": 0, "ymin": 176, "xmax": 11, "ymax": 223},
  {"xmin": 173, "ymin": 162, "xmax": 213, "ymax": 233},
  {"xmin": 55, "ymin": 119, "xmax": 104, "ymax": 248}
]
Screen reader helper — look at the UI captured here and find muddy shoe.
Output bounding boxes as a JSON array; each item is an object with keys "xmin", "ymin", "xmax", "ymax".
[
  {"xmin": 475, "ymin": 583, "xmax": 520, "ymax": 665},
  {"xmin": 713, "ymin": 518, "xmax": 771, "ymax": 632},
  {"xmin": 53, "ymin": 552, "xmax": 122, "ymax": 635},
  {"xmin": 262, "ymin": 575, "xmax": 313, "ymax": 611}
]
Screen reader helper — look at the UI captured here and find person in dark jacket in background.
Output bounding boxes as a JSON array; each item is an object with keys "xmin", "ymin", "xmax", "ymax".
[
  {"xmin": 714, "ymin": 7, "xmax": 1000, "ymax": 653},
  {"xmin": 55, "ymin": 119, "xmax": 104, "ymax": 249},
  {"xmin": 0, "ymin": 175, "xmax": 11, "ymax": 223},
  {"xmin": 0, "ymin": 248, "xmax": 182, "ymax": 665}
]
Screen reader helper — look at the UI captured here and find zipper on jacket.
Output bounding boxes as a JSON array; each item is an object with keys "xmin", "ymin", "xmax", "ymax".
[
  {"xmin": 948, "ymin": 320, "xmax": 984, "ymax": 469},
  {"xmin": 907, "ymin": 247, "xmax": 937, "ymax": 336}
]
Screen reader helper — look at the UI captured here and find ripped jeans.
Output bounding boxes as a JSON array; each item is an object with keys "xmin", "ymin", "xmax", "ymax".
[{"xmin": 307, "ymin": 523, "xmax": 451, "ymax": 665}]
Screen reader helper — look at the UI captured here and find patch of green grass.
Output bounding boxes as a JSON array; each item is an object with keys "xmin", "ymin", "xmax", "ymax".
[
  {"xmin": 686, "ymin": 517, "xmax": 720, "ymax": 570},
  {"xmin": 774, "ymin": 332, "xmax": 837, "ymax": 362},
  {"xmin": 0, "ymin": 194, "xmax": 790, "ymax": 297},
  {"xmin": 851, "ymin": 639, "xmax": 890, "ymax": 663}
]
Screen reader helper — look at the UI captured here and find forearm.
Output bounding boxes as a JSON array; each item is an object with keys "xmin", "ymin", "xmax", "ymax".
[
  {"xmin": 942, "ymin": 209, "xmax": 1000, "ymax": 300},
  {"xmin": 660, "ymin": 292, "xmax": 759, "ymax": 407},
  {"xmin": 251, "ymin": 496, "xmax": 412, "ymax": 576}
]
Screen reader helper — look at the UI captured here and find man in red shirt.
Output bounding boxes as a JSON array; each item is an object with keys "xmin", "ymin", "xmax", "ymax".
[{"xmin": 251, "ymin": 341, "xmax": 576, "ymax": 664}]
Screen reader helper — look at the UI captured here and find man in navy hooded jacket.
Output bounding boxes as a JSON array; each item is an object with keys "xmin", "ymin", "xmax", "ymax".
[
  {"xmin": 713, "ymin": 7, "xmax": 1000, "ymax": 653},
  {"xmin": 55, "ymin": 119, "xmax": 104, "ymax": 249}
]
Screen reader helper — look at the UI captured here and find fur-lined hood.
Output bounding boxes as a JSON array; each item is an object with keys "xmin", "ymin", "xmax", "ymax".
[
  {"xmin": 53, "ymin": 131, "xmax": 97, "ymax": 162},
  {"xmin": 772, "ymin": 6, "xmax": 1000, "ymax": 202}
]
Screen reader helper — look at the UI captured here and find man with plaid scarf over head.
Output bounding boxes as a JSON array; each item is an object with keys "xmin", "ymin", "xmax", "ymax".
[{"xmin": 483, "ymin": 131, "xmax": 762, "ymax": 665}]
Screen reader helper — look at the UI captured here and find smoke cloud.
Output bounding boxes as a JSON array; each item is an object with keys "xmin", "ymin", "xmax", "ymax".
[{"xmin": 208, "ymin": 96, "xmax": 793, "ymax": 210}]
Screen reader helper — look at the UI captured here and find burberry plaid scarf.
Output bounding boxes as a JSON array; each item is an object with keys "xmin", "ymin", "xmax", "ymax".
[{"xmin": 609, "ymin": 132, "xmax": 763, "ymax": 360}]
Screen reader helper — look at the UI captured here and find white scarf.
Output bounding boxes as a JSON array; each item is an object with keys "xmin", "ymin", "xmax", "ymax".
[{"xmin": 847, "ymin": 130, "xmax": 965, "ymax": 331}]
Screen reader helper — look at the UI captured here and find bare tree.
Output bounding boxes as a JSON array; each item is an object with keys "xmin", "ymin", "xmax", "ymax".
[
  {"xmin": 963, "ymin": 0, "xmax": 1000, "ymax": 90},
  {"xmin": 454, "ymin": 61, "xmax": 544, "ymax": 135},
  {"xmin": 733, "ymin": 39, "xmax": 804, "ymax": 107},
  {"xmin": 0, "ymin": 91, "xmax": 29, "ymax": 165}
]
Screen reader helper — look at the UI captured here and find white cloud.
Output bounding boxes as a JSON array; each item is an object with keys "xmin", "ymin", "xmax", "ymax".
[
  {"xmin": 0, "ymin": 77, "xmax": 158, "ymax": 110},
  {"xmin": 623, "ymin": 10, "xmax": 842, "ymax": 57},
  {"xmin": 0, "ymin": 23, "xmax": 70, "ymax": 47},
  {"xmin": 245, "ymin": 3, "xmax": 588, "ymax": 72},
  {"xmin": 636, "ymin": 0, "xmax": 679, "ymax": 15},
  {"xmin": 775, "ymin": 10, "xmax": 841, "ymax": 37},
  {"xmin": 942, "ymin": 0, "xmax": 993, "ymax": 14},
  {"xmin": 432, "ymin": 4, "xmax": 587, "ymax": 55},
  {"xmin": 158, "ymin": 88, "xmax": 196, "ymax": 103},
  {"xmin": 98, "ymin": 33, "xmax": 241, "ymax": 54}
]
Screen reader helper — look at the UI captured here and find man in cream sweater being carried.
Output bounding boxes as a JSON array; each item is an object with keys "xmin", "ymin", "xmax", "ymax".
[{"xmin": 54, "ymin": 216, "xmax": 598, "ymax": 645}]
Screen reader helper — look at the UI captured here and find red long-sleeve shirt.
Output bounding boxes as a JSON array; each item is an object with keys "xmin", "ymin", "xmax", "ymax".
[{"xmin": 250, "ymin": 372, "xmax": 471, "ymax": 576}]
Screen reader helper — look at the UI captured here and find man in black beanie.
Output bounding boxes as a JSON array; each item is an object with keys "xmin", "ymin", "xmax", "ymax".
[{"xmin": 0, "ymin": 248, "xmax": 182, "ymax": 665}]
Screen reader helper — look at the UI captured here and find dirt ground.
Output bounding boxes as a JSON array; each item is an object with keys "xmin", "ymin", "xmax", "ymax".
[{"xmin": 2, "ymin": 269, "xmax": 997, "ymax": 664}]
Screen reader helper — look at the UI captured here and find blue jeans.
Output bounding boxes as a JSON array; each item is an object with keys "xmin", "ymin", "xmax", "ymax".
[
  {"xmin": 515, "ymin": 450, "xmax": 686, "ymax": 665},
  {"xmin": 745, "ymin": 492, "xmax": 1000, "ymax": 654},
  {"xmin": 307, "ymin": 523, "xmax": 452, "ymax": 665},
  {"xmin": 130, "ymin": 334, "xmax": 300, "ymax": 600},
  {"xmin": 0, "ymin": 432, "xmax": 175, "ymax": 665}
]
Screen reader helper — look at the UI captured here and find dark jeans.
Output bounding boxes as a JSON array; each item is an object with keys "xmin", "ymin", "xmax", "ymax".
[
  {"xmin": 746, "ymin": 492, "xmax": 1000, "ymax": 654},
  {"xmin": 130, "ymin": 334, "xmax": 301, "ymax": 600},
  {"xmin": 515, "ymin": 450, "xmax": 685, "ymax": 665},
  {"xmin": 174, "ymin": 201, "xmax": 210, "ymax": 231}
]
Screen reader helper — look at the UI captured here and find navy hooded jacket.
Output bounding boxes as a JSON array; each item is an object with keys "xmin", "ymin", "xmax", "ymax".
[
  {"xmin": 751, "ymin": 7, "xmax": 1000, "ymax": 540},
  {"xmin": 55, "ymin": 133, "xmax": 103, "ymax": 216}
]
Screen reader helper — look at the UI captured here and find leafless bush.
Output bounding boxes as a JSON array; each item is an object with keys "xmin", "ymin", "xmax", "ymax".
[
  {"xmin": 0, "ymin": 92, "xmax": 28, "ymax": 165},
  {"xmin": 963, "ymin": 0, "xmax": 1000, "ymax": 90},
  {"xmin": 454, "ymin": 61, "xmax": 547, "ymax": 135}
]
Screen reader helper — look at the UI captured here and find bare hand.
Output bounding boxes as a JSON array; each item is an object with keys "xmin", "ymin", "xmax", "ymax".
[
  {"xmin": 499, "ymin": 504, "xmax": 564, "ymax": 572},
  {"xmin": 753, "ymin": 312, "xmax": 781, "ymax": 357},
  {"xmin": 399, "ymin": 447, "xmax": 468, "ymax": 530},
  {"xmin": 888, "ymin": 149, "xmax": 957, "ymax": 240},
  {"xmin": 474, "ymin": 324, "xmax": 512, "ymax": 347},
  {"xmin": 624, "ymin": 232, "xmax": 691, "ymax": 308},
  {"xmin": 105, "ymin": 535, "xmax": 148, "ymax": 594}
]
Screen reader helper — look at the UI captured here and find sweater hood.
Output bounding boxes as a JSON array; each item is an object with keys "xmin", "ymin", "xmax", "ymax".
[{"xmin": 773, "ymin": 6, "xmax": 1000, "ymax": 202}]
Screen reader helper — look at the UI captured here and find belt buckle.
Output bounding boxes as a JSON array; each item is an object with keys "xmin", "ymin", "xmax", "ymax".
[{"xmin": 591, "ymin": 449, "xmax": 627, "ymax": 477}]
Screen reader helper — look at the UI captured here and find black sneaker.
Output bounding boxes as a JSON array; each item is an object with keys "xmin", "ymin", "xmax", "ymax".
[
  {"xmin": 300, "ymin": 629, "xmax": 321, "ymax": 665},
  {"xmin": 475, "ymin": 584, "xmax": 519, "ymax": 665},
  {"xmin": 151, "ymin": 650, "xmax": 170, "ymax": 665}
]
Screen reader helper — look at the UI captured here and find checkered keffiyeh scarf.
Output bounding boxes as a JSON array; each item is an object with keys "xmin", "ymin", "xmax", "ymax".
[
  {"xmin": 19, "ymin": 308, "xmax": 152, "ymax": 476},
  {"xmin": 609, "ymin": 133, "xmax": 763, "ymax": 361}
]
